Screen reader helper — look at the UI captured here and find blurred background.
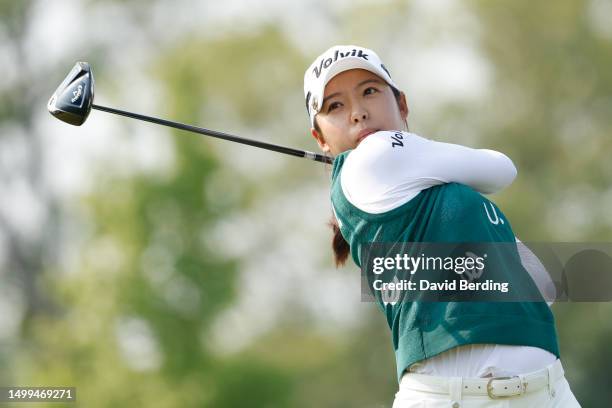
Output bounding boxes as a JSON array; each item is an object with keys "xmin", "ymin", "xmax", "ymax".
[{"xmin": 1, "ymin": 0, "xmax": 611, "ymax": 406}]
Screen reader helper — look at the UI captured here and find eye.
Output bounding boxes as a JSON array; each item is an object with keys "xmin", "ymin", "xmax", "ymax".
[
  {"xmin": 364, "ymin": 87, "xmax": 379, "ymax": 96},
  {"xmin": 327, "ymin": 101, "xmax": 342, "ymax": 112}
]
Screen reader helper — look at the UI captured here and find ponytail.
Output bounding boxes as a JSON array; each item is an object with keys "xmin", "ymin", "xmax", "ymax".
[
  {"xmin": 313, "ymin": 119, "xmax": 350, "ymax": 267},
  {"xmin": 328, "ymin": 216, "xmax": 350, "ymax": 267}
]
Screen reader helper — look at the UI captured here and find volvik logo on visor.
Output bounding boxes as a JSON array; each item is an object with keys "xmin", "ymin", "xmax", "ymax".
[{"xmin": 312, "ymin": 49, "xmax": 369, "ymax": 78}]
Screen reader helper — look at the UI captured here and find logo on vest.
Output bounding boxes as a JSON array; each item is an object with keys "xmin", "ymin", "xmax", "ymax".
[
  {"xmin": 312, "ymin": 49, "xmax": 369, "ymax": 79},
  {"xmin": 381, "ymin": 275, "xmax": 402, "ymax": 307},
  {"xmin": 483, "ymin": 201, "xmax": 504, "ymax": 225}
]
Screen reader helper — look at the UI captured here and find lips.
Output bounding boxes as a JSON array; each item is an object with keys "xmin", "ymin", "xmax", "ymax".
[{"xmin": 357, "ymin": 128, "xmax": 378, "ymax": 144}]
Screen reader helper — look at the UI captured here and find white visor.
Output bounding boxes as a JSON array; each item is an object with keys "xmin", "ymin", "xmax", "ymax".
[{"xmin": 303, "ymin": 45, "xmax": 398, "ymax": 126}]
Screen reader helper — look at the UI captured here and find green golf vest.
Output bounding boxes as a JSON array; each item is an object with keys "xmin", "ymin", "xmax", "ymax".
[{"xmin": 331, "ymin": 151, "xmax": 560, "ymax": 382}]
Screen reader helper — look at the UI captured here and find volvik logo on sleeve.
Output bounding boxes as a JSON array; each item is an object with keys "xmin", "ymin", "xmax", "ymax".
[{"xmin": 312, "ymin": 49, "xmax": 369, "ymax": 78}]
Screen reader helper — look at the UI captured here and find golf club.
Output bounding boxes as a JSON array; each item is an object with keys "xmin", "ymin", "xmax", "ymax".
[{"xmin": 47, "ymin": 62, "xmax": 332, "ymax": 164}]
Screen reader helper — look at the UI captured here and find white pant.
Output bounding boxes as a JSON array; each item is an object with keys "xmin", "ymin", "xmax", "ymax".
[{"xmin": 393, "ymin": 360, "xmax": 580, "ymax": 407}]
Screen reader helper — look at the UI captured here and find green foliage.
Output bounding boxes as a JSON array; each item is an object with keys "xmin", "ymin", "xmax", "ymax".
[
  {"xmin": 0, "ymin": 0, "xmax": 32, "ymax": 35},
  {"xmin": 4, "ymin": 1, "xmax": 612, "ymax": 407},
  {"xmin": 468, "ymin": 0, "xmax": 612, "ymax": 240},
  {"xmin": 12, "ymin": 25, "xmax": 306, "ymax": 408},
  {"xmin": 468, "ymin": 1, "xmax": 612, "ymax": 405},
  {"xmin": 153, "ymin": 25, "xmax": 306, "ymax": 126}
]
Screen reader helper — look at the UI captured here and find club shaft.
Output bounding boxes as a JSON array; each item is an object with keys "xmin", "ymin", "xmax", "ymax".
[{"xmin": 91, "ymin": 104, "xmax": 332, "ymax": 164}]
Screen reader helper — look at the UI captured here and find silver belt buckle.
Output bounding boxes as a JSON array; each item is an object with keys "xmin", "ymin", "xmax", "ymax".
[{"xmin": 486, "ymin": 376, "xmax": 524, "ymax": 399}]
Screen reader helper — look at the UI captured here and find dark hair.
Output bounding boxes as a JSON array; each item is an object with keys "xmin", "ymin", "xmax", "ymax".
[{"xmin": 315, "ymin": 85, "xmax": 404, "ymax": 267}]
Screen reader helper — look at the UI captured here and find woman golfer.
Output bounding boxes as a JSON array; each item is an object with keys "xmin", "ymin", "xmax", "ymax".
[{"xmin": 304, "ymin": 45, "xmax": 580, "ymax": 407}]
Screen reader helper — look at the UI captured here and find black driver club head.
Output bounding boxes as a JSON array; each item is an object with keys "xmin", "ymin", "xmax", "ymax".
[{"xmin": 48, "ymin": 61, "xmax": 94, "ymax": 126}]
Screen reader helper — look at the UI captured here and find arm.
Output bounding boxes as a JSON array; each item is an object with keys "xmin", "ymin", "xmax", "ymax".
[
  {"xmin": 341, "ymin": 131, "xmax": 517, "ymax": 213},
  {"xmin": 413, "ymin": 140, "xmax": 517, "ymax": 194},
  {"xmin": 515, "ymin": 238, "xmax": 556, "ymax": 306}
]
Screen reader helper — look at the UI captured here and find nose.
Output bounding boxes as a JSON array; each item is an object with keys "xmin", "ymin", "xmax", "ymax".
[{"xmin": 350, "ymin": 104, "xmax": 368, "ymax": 123}]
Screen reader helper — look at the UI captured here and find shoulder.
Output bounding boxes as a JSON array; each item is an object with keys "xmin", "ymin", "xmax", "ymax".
[
  {"xmin": 336, "ymin": 131, "xmax": 438, "ymax": 214},
  {"xmin": 343, "ymin": 131, "xmax": 430, "ymax": 174},
  {"xmin": 350, "ymin": 130, "xmax": 429, "ymax": 155}
]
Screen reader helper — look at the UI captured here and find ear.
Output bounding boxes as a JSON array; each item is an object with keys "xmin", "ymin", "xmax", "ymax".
[
  {"xmin": 398, "ymin": 91, "xmax": 409, "ymax": 121},
  {"xmin": 311, "ymin": 127, "xmax": 331, "ymax": 153}
]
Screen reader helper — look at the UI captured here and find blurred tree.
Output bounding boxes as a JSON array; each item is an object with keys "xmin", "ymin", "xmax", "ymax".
[
  {"xmin": 14, "ymin": 27, "xmax": 306, "ymax": 407},
  {"xmin": 468, "ymin": 0, "xmax": 612, "ymax": 405},
  {"xmin": 468, "ymin": 0, "xmax": 612, "ymax": 240},
  {"xmin": 0, "ymin": 0, "xmax": 64, "ymax": 386},
  {"xmin": 5, "ymin": 0, "xmax": 611, "ymax": 407}
]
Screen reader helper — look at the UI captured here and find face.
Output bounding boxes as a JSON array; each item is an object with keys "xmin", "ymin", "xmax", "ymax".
[{"xmin": 311, "ymin": 69, "xmax": 409, "ymax": 156}]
